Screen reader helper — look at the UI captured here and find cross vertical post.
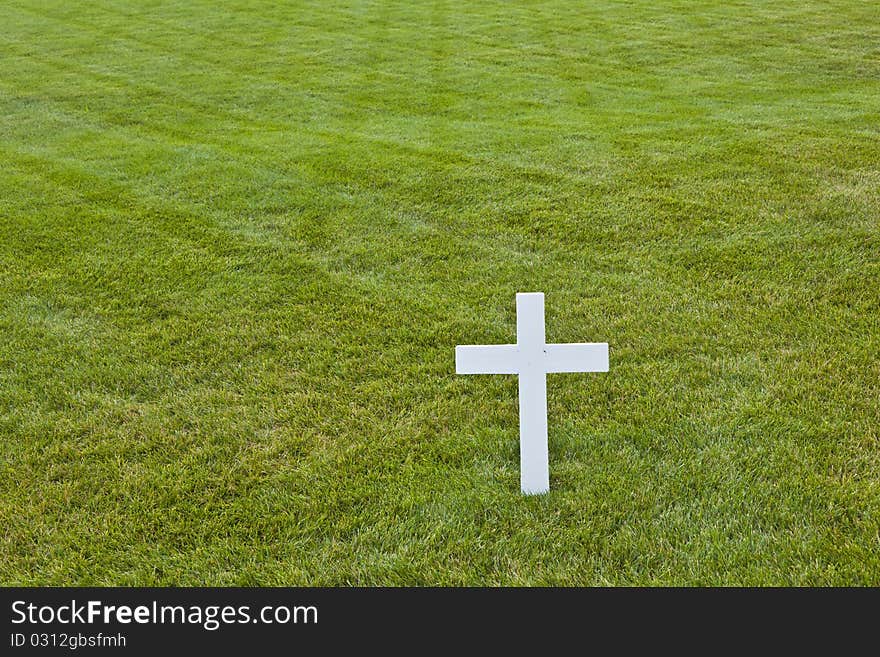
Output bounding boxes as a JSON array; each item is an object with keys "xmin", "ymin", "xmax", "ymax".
[{"xmin": 516, "ymin": 293, "xmax": 550, "ymax": 494}]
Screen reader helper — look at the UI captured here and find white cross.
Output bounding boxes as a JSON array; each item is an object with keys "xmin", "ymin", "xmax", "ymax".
[{"xmin": 456, "ymin": 292, "xmax": 608, "ymax": 495}]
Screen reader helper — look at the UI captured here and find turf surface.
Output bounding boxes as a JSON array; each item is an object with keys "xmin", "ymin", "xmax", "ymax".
[{"xmin": 1, "ymin": 1, "xmax": 878, "ymax": 584}]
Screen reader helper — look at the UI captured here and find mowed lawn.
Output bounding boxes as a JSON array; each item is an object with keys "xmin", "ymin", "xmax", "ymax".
[{"xmin": 1, "ymin": 1, "xmax": 878, "ymax": 585}]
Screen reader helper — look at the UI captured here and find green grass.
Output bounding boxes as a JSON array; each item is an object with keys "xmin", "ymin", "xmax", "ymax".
[{"xmin": 1, "ymin": 0, "xmax": 878, "ymax": 585}]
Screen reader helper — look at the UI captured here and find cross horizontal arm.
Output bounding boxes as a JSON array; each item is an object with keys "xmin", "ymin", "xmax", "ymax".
[
  {"xmin": 455, "ymin": 344, "xmax": 519, "ymax": 375},
  {"xmin": 545, "ymin": 343, "xmax": 608, "ymax": 373}
]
